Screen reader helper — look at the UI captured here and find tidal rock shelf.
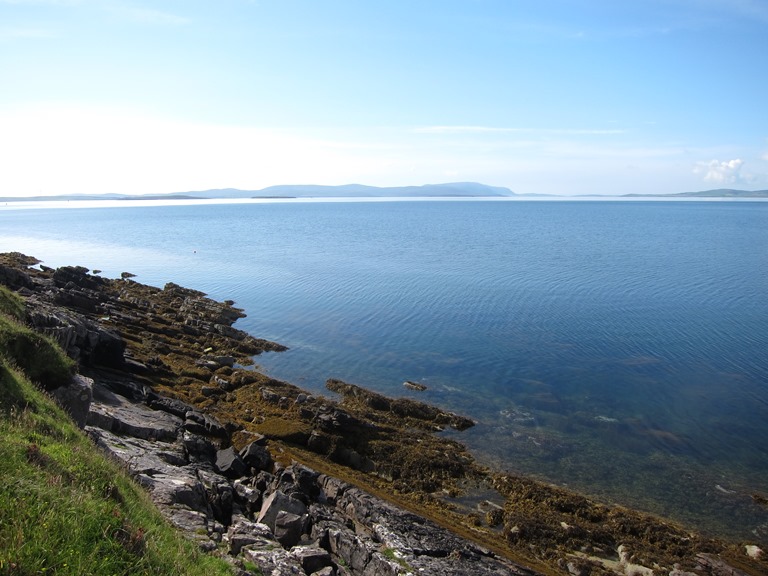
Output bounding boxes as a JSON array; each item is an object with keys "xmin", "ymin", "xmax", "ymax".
[{"xmin": 1, "ymin": 252, "xmax": 766, "ymax": 576}]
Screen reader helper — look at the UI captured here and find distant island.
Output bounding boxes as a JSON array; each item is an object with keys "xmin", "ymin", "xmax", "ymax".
[
  {"xmin": 0, "ymin": 182, "xmax": 514, "ymax": 202},
  {"xmin": 622, "ymin": 188, "xmax": 768, "ymax": 198},
  {"xmin": 2, "ymin": 184, "xmax": 768, "ymax": 202}
]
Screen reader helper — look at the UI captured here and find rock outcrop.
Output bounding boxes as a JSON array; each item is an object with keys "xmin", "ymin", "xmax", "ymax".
[{"xmin": 81, "ymin": 373, "xmax": 533, "ymax": 575}]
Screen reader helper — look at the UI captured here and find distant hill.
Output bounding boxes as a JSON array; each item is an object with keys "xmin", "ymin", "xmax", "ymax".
[
  {"xmin": 186, "ymin": 182, "xmax": 514, "ymax": 198},
  {"xmin": 623, "ymin": 189, "xmax": 768, "ymax": 198},
  {"xmin": 4, "ymin": 185, "xmax": 768, "ymax": 203},
  {"xmin": 0, "ymin": 182, "xmax": 513, "ymax": 202}
]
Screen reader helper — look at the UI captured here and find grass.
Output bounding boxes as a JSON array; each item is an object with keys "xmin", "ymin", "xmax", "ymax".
[
  {"xmin": 0, "ymin": 287, "xmax": 25, "ymax": 321},
  {"xmin": 241, "ymin": 560, "xmax": 263, "ymax": 575},
  {"xmin": 0, "ymin": 315, "xmax": 75, "ymax": 391},
  {"xmin": 0, "ymin": 287, "xmax": 74, "ymax": 393},
  {"xmin": 0, "ymin": 302, "xmax": 233, "ymax": 576},
  {"xmin": 381, "ymin": 547, "xmax": 412, "ymax": 571}
]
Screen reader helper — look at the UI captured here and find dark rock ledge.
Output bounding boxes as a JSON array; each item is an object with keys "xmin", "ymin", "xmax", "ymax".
[{"xmin": 2, "ymin": 252, "xmax": 766, "ymax": 576}]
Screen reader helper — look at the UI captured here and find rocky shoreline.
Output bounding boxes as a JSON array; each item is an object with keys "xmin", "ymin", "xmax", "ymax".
[{"xmin": 1, "ymin": 252, "xmax": 766, "ymax": 576}]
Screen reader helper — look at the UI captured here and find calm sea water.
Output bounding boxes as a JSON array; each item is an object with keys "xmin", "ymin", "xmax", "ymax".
[{"xmin": 2, "ymin": 199, "xmax": 767, "ymax": 541}]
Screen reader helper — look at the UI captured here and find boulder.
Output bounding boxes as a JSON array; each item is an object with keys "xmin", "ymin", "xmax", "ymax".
[
  {"xmin": 274, "ymin": 510, "xmax": 307, "ymax": 549},
  {"xmin": 182, "ymin": 431, "xmax": 217, "ymax": 463},
  {"xmin": 233, "ymin": 479, "xmax": 262, "ymax": 515},
  {"xmin": 197, "ymin": 468, "xmax": 234, "ymax": 525},
  {"xmin": 50, "ymin": 374, "xmax": 93, "ymax": 428},
  {"xmin": 257, "ymin": 490, "xmax": 308, "ymax": 532},
  {"xmin": 239, "ymin": 441, "xmax": 273, "ymax": 473},
  {"xmin": 225, "ymin": 519, "xmax": 275, "ymax": 555},
  {"xmin": 184, "ymin": 410, "xmax": 228, "ymax": 438},
  {"xmin": 290, "ymin": 544, "xmax": 333, "ymax": 574},
  {"xmin": 215, "ymin": 447, "xmax": 248, "ymax": 479}
]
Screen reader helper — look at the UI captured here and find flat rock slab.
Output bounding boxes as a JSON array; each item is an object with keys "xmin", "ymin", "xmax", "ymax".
[{"xmin": 87, "ymin": 383, "xmax": 182, "ymax": 442}]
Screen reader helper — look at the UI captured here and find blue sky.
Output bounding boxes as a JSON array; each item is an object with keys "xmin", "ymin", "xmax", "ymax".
[{"xmin": 1, "ymin": 0, "xmax": 767, "ymax": 196}]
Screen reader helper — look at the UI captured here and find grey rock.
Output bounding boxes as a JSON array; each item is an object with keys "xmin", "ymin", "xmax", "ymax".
[
  {"xmin": 197, "ymin": 468, "xmax": 234, "ymax": 525},
  {"xmin": 274, "ymin": 511, "xmax": 307, "ymax": 549},
  {"xmin": 148, "ymin": 396, "xmax": 196, "ymax": 418},
  {"xmin": 185, "ymin": 410, "xmax": 228, "ymax": 438},
  {"xmin": 0, "ymin": 261, "xmax": 33, "ymax": 289},
  {"xmin": 182, "ymin": 431, "xmax": 217, "ymax": 462},
  {"xmin": 243, "ymin": 548, "xmax": 305, "ymax": 575},
  {"xmin": 25, "ymin": 300, "xmax": 125, "ymax": 367},
  {"xmin": 696, "ymin": 554, "xmax": 751, "ymax": 576},
  {"xmin": 327, "ymin": 528, "xmax": 371, "ymax": 573},
  {"xmin": 215, "ymin": 446, "xmax": 248, "ymax": 479},
  {"xmin": 87, "ymin": 384, "xmax": 181, "ymax": 442},
  {"xmin": 362, "ymin": 553, "xmax": 401, "ymax": 576},
  {"xmin": 257, "ymin": 490, "xmax": 308, "ymax": 532},
  {"xmin": 233, "ymin": 479, "xmax": 262, "ymax": 514},
  {"xmin": 290, "ymin": 544, "xmax": 333, "ymax": 574},
  {"xmin": 225, "ymin": 519, "xmax": 275, "ymax": 555},
  {"xmin": 240, "ymin": 441, "xmax": 273, "ymax": 473},
  {"xmin": 51, "ymin": 374, "xmax": 93, "ymax": 428},
  {"xmin": 164, "ymin": 507, "xmax": 210, "ymax": 538}
]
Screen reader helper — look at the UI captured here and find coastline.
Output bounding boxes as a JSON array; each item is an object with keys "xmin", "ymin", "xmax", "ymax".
[
  {"xmin": 1, "ymin": 251, "xmax": 766, "ymax": 575},
  {"xmin": 3, "ymin": 195, "xmax": 768, "ymax": 212}
]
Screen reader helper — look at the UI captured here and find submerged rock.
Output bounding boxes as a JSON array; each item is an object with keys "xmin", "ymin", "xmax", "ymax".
[{"xmin": 403, "ymin": 380, "xmax": 427, "ymax": 391}]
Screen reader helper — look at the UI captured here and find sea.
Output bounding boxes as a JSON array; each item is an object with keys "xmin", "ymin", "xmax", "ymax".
[{"xmin": 2, "ymin": 197, "xmax": 767, "ymax": 542}]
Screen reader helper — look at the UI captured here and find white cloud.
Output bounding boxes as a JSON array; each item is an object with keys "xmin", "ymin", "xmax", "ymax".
[{"xmin": 694, "ymin": 158, "xmax": 745, "ymax": 185}]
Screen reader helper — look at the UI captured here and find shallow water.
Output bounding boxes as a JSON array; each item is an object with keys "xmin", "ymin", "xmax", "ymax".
[{"xmin": 2, "ymin": 199, "xmax": 767, "ymax": 541}]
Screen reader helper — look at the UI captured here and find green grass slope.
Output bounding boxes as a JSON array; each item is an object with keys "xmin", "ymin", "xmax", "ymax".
[{"xmin": 0, "ymin": 287, "xmax": 233, "ymax": 576}]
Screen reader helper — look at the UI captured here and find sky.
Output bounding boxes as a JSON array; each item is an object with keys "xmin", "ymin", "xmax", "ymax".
[{"xmin": 1, "ymin": 0, "xmax": 767, "ymax": 197}]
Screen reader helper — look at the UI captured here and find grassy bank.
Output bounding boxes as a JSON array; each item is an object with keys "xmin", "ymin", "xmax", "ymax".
[{"xmin": 0, "ymin": 286, "xmax": 233, "ymax": 576}]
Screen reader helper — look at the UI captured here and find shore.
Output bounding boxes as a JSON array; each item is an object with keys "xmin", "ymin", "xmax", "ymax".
[{"xmin": 1, "ymin": 251, "xmax": 766, "ymax": 576}]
